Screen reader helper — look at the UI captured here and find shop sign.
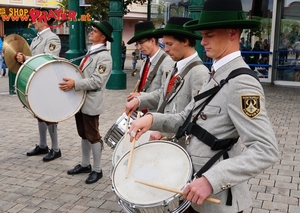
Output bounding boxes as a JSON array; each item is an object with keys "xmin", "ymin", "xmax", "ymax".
[{"xmin": 0, "ymin": 1, "xmax": 91, "ymax": 28}]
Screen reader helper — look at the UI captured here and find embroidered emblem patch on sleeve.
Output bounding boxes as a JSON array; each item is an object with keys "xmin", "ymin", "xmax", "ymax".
[
  {"xmin": 49, "ymin": 43, "xmax": 56, "ymax": 51},
  {"xmin": 240, "ymin": 95, "xmax": 261, "ymax": 119},
  {"xmin": 98, "ymin": 65, "xmax": 106, "ymax": 74}
]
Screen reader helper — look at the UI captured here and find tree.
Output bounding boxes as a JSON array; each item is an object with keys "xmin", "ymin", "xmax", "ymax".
[{"xmin": 59, "ymin": 0, "xmax": 149, "ymax": 21}]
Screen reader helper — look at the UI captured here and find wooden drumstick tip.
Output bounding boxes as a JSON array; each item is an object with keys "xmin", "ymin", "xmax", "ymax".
[
  {"xmin": 125, "ymin": 112, "xmax": 141, "ymax": 178},
  {"xmin": 125, "ymin": 137, "xmax": 136, "ymax": 178}
]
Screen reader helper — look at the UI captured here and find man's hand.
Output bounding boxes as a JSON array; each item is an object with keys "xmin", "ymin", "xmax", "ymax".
[
  {"xmin": 127, "ymin": 92, "xmax": 140, "ymax": 102},
  {"xmin": 16, "ymin": 52, "xmax": 25, "ymax": 63},
  {"xmin": 149, "ymin": 131, "xmax": 162, "ymax": 140},
  {"xmin": 183, "ymin": 176, "xmax": 213, "ymax": 205},
  {"xmin": 129, "ymin": 114, "xmax": 153, "ymax": 141},
  {"xmin": 125, "ymin": 97, "xmax": 139, "ymax": 117},
  {"xmin": 59, "ymin": 78, "xmax": 75, "ymax": 91}
]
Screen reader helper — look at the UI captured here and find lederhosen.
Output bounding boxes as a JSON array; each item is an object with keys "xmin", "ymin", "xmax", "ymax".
[{"xmin": 175, "ymin": 68, "xmax": 260, "ymax": 206}]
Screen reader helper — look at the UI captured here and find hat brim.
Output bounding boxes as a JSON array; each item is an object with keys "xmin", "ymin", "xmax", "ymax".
[
  {"xmin": 184, "ymin": 19, "xmax": 261, "ymax": 31},
  {"xmin": 127, "ymin": 31, "xmax": 158, "ymax": 44},
  {"xmin": 154, "ymin": 28, "xmax": 202, "ymax": 40},
  {"xmin": 91, "ymin": 22, "xmax": 114, "ymax": 42}
]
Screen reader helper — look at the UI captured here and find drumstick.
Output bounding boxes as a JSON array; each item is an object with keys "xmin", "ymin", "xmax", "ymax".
[
  {"xmin": 122, "ymin": 80, "xmax": 140, "ymax": 152},
  {"xmin": 126, "ymin": 112, "xmax": 141, "ymax": 178},
  {"xmin": 133, "ymin": 79, "xmax": 140, "ymax": 92},
  {"xmin": 122, "ymin": 115, "xmax": 131, "ymax": 152},
  {"xmin": 135, "ymin": 179, "xmax": 221, "ymax": 204},
  {"xmin": 122, "ymin": 79, "xmax": 140, "ymax": 114}
]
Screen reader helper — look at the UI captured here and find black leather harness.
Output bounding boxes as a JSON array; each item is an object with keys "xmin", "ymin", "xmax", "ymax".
[{"xmin": 175, "ymin": 68, "xmax": 260, "ymax": 206}]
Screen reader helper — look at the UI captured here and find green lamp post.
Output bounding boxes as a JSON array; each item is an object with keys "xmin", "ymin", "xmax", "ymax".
[
  {"xmin": 188, "ymin": 0, "xmax": 204, "ymax": 59},
  {"xmin": 65, "ymin": 0, "xmax": 85, "ymax": 65},
  {"xmin": 106, "ymin": 0, "xmax": 127, "ymax": 90}
]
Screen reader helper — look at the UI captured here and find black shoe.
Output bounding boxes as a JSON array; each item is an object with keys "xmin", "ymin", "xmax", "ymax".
[
  {"xmin": 27, "ymin": 145, "xmax": 49, "ymax": 156},
  {"xmin": 85, "ymin": 171, "xmax": 103, "ymax": 184},
  {"xmin": 67, "ymin": 164, "xmax": 92, "ymax": 175},
  {"xmin": 42, "ymin": 149, "xmax": 61, "ymax": 162}
]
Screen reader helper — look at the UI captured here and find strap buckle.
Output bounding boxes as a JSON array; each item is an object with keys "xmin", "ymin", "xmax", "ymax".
[{"xmin": 185, "ymin": 133, "xmax": 191, "ymax": 145}]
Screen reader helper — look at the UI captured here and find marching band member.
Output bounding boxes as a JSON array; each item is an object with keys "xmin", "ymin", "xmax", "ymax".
[
  {"xmin": 59, "ymin": 21, "xmax": 114, "ymax": 184},
  {"xmin": 16, "ymin": 9, "xmax": 62, "ymax": 162},
  {"xmin": 126, "ymin": 17, "xmax": 209, "ymax": 143},
  {"xmin": 126, "ymin": 21, "xmax": 174, "ymax": 110}
]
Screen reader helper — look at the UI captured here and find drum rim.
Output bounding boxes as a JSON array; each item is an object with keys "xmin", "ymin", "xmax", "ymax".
[{"xmin": 111, "ymin": 140, "xmax": 193, "ymax": 208}]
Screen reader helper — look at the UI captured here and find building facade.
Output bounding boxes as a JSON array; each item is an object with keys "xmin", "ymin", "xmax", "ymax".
[{"xmin": 124, "ymin": 0, "xmax": 300, "ymax": 86}]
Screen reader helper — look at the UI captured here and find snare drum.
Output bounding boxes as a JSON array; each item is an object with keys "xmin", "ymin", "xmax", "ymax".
[
  {"xmin": 15, "ymin": 54, "xmax": 86, "ymax": 122},
  {"xmin": 104, "ymin": 111, "xmax": 142, "ymax": 148},
  {"xmin": 111, "ymin": 141, "xmax": 192, "ymax": 213}
]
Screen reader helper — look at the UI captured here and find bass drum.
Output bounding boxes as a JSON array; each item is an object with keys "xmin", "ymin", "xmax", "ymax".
[{"xmin": 15, "ymin": 54, "xmax": 86, "ymax": 122}]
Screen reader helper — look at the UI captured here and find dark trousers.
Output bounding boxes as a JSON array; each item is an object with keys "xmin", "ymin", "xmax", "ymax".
[{"xmin": 75, "ymin": 111, "xmax": 101, "ymax": 144}]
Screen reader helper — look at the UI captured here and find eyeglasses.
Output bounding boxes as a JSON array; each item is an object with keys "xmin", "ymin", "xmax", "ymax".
[{"xmin": 136, "ymin": 39, "xmax": 150, "ymax": 47}]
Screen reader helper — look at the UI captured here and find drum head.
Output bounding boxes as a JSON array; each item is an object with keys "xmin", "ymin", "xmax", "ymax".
[
  {"xmin": 112, "ymin": 141, "xmax": 192, "ymax": 206},
  {"xmin": 112, "ymin": 131, "xmax": 152, "ymax": 166},
  {"xmin": 27, "ymin": 58, "xmax": 85, "ymax": 122}
]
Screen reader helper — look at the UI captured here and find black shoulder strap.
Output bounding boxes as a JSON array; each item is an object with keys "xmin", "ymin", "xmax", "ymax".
[
  {"xmin": 226, "ymin": 67, "xmax": 260, "ymax": 82},
  {"xmin": 69, "ymin": 49, "xmax": 108, "ymax": 63},
  {"xmin": 142, "ymin": 53, "xmax": 167, "ymax": 92},
  {"xmin": 194, "ymin": 68, "xmax": 259, "ymax": 103}
]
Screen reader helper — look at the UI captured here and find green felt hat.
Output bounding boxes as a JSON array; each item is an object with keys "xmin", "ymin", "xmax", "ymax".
[
  {"xmin": 184, "ymin": 0, "xmax": 260, "ymax": 31},
  {"xmin": 91, "ymin": 20, "xmax": 114, "ymax": 42},
  {"xmin": 154, "ymin": 17, "xmax": 202, "ymax": 40},
  {"xmin": 127, "ymin": 21, "xmax": 158, "ymax": 44}
]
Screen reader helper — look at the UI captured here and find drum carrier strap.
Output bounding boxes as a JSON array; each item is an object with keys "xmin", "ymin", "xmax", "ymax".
[
  {"xmin": 175, "ymin": 68, "xmax": 259, "ymax": 206},
  {"xmin": 69, "ymin": 49, "xmax": 108, "ymax": 63},
  {"xmin": 141, "ymin": 53, "xmax": 167, "ymax": 92},
  {"xmin": 157, "ymin": 61, "xmax": 202, "ymax": 113}
]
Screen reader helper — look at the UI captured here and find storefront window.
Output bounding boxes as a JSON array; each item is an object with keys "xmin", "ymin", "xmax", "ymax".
[
  {"xmin": 239, "ymin": 0, "xmax": 273, "ymax": 79},
  {"xmin": 275, "ymin": 0, "xmax": 300, "ymax": 82}
]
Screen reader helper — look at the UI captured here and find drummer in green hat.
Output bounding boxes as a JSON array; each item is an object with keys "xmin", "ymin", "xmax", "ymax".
[
  {"xmin": 177, "ymin": 1, "xmax": 277, "ymax": 213},
  {"xmin": 125, "ymin": 16, "xmax": 209, "ymax": 142},
  {"xmin": 126, "ymin": 21, "xmax": 174, "ymax": 111},
  {"xmin": 60, "ymin": 20, "xmax": 115, "ymax": 185}
]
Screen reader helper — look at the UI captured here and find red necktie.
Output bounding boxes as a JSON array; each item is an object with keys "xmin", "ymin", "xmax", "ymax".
[
  {"xmin": 138, "ymin": 58, "xmax": 150, "ymax": 92},
  {"xmin": 166, "ymin": 64, "xmax": 178, "ymax": 96},
  {"xmin": 166, "ymin": 74, "xmax": 179, "ymax": 96},
  {"xmin": 79, "ymin": 56, "xmax": 90, "ymax": 71}
]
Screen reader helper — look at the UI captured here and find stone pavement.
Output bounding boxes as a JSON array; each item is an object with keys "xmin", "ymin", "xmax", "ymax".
[{"xmin": 0, "ymin": 59, "xmax": 300, "ymax": 213}]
